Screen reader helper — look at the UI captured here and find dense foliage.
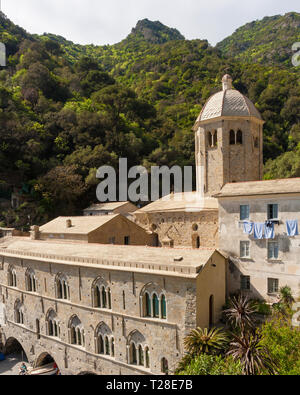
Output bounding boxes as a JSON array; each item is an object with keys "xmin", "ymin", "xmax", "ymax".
[
  {"xmin": 0, "ymin": 11, "xmax": 299, "ymax": 227},
  {"xmin": 217, "ymin": 12, "xmax": 300, "ymax": 67}
]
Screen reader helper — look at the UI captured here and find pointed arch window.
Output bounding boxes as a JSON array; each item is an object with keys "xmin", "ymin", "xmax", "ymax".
[
  {"xmin": 25, "ymin": 268, "xmax": 37, "ymax": 293},
  {"xmin": 92, "ymin": 279, "xmax": 112, "ymax": 310},
  {"xmin": 55, "ymin": 273, "xmax": 70, "ymax": 300},
  {"xmin": 161, "ymin": 295, "xmax": 167, "ymax": 319},
  {"xmin": 8, "ymin": 265, "xmax": 17, "ymax": 287},
  {"xmin": 95, "ymin": 323, "xmax": 114, "ymax": 357},
  {"xmin": 153, "ymin": 294, "xmax": 160, "ymax": 318},
  {"xmin": 230, "ymin": 130, "xmax": 236, "ymax": 145},
  {"xmin": 138, "ymin": 345, "xmax": 144, "ymax": 366},
  {"xmin": 145, "ymin": 347, "xmax": 150, "ymax": 369},
  {"xmin": 236, "ymin": 130, "xmax": 243, "ymax": 145},
  {"xmin": 69, "ymin": 315, "xmax": 84, "ymax": 348},
  {"xmin": 14, "ymin": 300, "xmax": 24, "ymax": 325},
  {"xmin": 130, "ymin": 342, "xmax": 137, "ymax": 365}
]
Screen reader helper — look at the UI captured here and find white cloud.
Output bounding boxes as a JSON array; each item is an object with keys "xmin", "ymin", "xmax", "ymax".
[{"xmin": 2, "ymin": 0, "xmax": 299, "ymax": 45}]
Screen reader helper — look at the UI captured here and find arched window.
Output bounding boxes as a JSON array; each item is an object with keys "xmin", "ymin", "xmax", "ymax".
[
  {"xmin": 55, "ymin": 273, "xmax": 70, "ymax": 300},
  {"xmin": 213, "ymin": 131, "xmax": 218, "ymax": 147},
  {"xmin": 111, "ymin": 338, "xmax": 115, "ymax": 357},
  {"xmin": 130, "ymin": 342, "xmax": 137, "ymax": 365},
  {"xmin": 69, "ymin": 315, "xmax": 84, "ymax": 347},
  {"xmin": 25, "ymin": 268, "xmax": 37, "ymax": 292},
  {"xmin": 14, "ymin": 300, "xmax": 24, "ymax": 325},
  {"xmin": 46, "ymin": 309, "xmax": 60, "ymax": 338},
  {"xmin": 102, "ymin": 286, "xmax": 107, "ymax": 309},
  {"xmin": 161, "ymin": 295, "xmax": 167, "ymax": 320},
  {"xmin": 207, "ymin": 132, "xmax": 213, "ymax": 148},
  {"xmin": 95, "ymin": 323, "xmax": 114, "ymax": 357},
  {"xmin": 145, "ymin": 292, "xmax": 151, "ymax": 317},
  {"xmin": 92, "ymin": 279, "xmax": 112, "ymax": 310},
  {"xmin": 236, "ymin": 130, "xmax": 243, "ymax": 145},
  {"xmin": 141, "ymin": 284, "xmax": 167, "ymax": 320},
  {"xmin": 127, "ymin": 331, "xmax": 149, "ymax": 369},
  {"xmin": 138, "ymin": 345, "xmax": 144, "ymax": 366},
  {"xmin": 145, "ymin": 347, "xmax": 150, "ymax": 369},
  {"xmin": 153, "ymin": 294, "xmax": 160, "ymax": 318},
  {"xmin": 161, "ymin": 358, "xmax": 169, "ymax": 374},
  {"xmin": 230, "ymin": 130, "xmax": 235, "ymax": 145},
  {"xmin": 8, "ymin": 265, "xmax": 17, "ymax": 287}
]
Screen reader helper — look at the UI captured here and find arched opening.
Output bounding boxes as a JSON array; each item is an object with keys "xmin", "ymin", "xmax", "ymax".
[
  {"xmin": 35, "ymin": 352, "xmax": 60, "ymax": 375},
  {"xmin": 4, "ymin": 338, "xmax": 28, "ymax": 361},
  {"xmin": 229, "ymin": 130, "xmax": 235, "ymax": 145},
  {"xmin": 236, "ymin": 130, "xmax": 243, "ymax": 145},
  {"xmin": 161, "ymin": 357, "xmax": 169, "ymax": 375},
  {"xmin": 35, "ymin": 353, "xmax": 55, "ymax": 368},
  {"xmin": 209, "ymin": 295, "xmax": 214, "ymax": 328},
  {"xmin": 207, "ymin": 132, "xmax": 213, "ymax": 148}
]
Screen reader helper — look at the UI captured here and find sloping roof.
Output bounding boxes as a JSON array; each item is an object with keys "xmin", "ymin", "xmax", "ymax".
[
  {"xmin": 39, "ymin": 215, "xmax": 119, "ymax": 235},
  {"xmin": 135, "ymin": 193, "xmax": 218, "ymax": 213},
  {"xmin": 214, "ymin": 178, "xmax": 300, "ymax": 198},
  {"xmin": 195, "ymin": 89, "xmax": 262, "ymax": 123},
  {"xmin": 84, "ymin": 202, "xmax": 133, "ymax": 211}
]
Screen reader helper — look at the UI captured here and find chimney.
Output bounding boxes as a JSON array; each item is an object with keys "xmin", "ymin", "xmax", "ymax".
[{"xmin": 30, "ymin": 225, "xmax": 40, "ymax": 240}]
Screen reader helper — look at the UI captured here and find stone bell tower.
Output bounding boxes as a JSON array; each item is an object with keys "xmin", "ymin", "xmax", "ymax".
[{"xmin": 193, "ymin": 74, "xmax": 264, "ymax": 197}]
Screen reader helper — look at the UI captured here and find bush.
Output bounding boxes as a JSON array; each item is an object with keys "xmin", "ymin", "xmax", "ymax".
[{"xmin": 177, "ymin": 354, "xmax": 242, "ymax": 376}]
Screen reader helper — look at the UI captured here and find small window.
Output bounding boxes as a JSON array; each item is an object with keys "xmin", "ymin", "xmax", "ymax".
[
  {"xmin": 124, "ymin": 236, "xmax": 130, "ymax": 246},
  {"xmin": 208, "ymin": 132, "xmax": 213, "ymax": 148},
  {"xmin": 268, "ymin": 278, "xmax": 279, "ymax": 294},
  {"xmin": 213, "ymin": 131, "xmax": 218, "ymax": 147},
  {"xmin": 230, "ymin": 130, "xmax": 235, "ymax": 145},
  {"xmin": 268, "ymin": 204, "xmax": 278, "ymax": 220},
  {"xmin": 240, "ymin": 241, "xmax": 250, "ymax": 258},
  {"xmin": 241, "ymin": 275, "xmax": 250, "ymax": 291},
  {"xmin": 268, "ymin": 241, "xmax": 279, "ymax": 260},
  {"xmin": 236, "ymin": 130, "xmax": 243, "ymax": 145},
  {"xmin": 240, "ymin": 205, "xmax": 250, "ymax": 221}
]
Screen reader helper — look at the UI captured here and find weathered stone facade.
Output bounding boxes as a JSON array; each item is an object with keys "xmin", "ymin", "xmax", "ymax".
[{"xmin": 0, "ymin": 240, "xmax": 226, "ymax": 375}]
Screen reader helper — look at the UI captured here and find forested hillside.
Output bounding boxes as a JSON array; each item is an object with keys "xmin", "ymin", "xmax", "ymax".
[
  {"xmin": 0, "ymin": 11, "xmax": 299, "ymax": 228},
  {"xmin": 217, "ymin": 12, "xmax": 300, "ymax": 67}
]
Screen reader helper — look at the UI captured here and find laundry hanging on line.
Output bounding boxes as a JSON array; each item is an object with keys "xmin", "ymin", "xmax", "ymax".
[
  {"xmin": 286, "ymin": 220, "xmax": 299, "ymax": 237},
  {"xmin": 264, "ymin": 221, "xmax": 275, "ymax": 240},
  {"xmin": 243, "ymin": 221, "xmax": 254, "ymax": 235},
  {"xmin": 253, "ymin": 223, "xmax": 265, "ymax": 240}
]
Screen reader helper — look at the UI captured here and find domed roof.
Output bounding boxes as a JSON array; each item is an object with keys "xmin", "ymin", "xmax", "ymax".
[{"xmin": 195, "ymin": 75, "xmax": 262, "ymax": 124}]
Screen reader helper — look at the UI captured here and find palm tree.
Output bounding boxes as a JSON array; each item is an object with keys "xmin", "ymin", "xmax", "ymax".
[
  {"xmin": 279, "ymin": 286, "xmax": 295, "ymax": 307},
  {"xmin": 184, "ymin": 327, "xmax": 227, "ymax": 356},
  {"xmin": 227, "ymin": 332, "xmax": 276, "ymax": 375},
  {"xmin": 224, "ymin": 295, "xmax": 257, "ymax": 334}
]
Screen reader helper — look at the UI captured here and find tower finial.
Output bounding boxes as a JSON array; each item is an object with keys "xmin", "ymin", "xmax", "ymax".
[{"xmin": 222, "ymin": 74, "xmax": 233, "ymax": 91}]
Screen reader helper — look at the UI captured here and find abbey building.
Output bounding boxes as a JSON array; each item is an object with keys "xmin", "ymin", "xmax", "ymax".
[{"xmin": 0, "ymin": 75, "xmax": 299, "ymax": 375}]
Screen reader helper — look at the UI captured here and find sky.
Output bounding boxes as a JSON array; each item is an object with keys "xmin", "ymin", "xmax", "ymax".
[{"xmin": 2, "ymin": 0, "xmax": 300, "ymax": 46}]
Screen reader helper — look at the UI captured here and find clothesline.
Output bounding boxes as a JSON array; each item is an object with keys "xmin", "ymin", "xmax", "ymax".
[{"xmin": 242, "ymin": 220, "xmax": 299, "ymax": 239}]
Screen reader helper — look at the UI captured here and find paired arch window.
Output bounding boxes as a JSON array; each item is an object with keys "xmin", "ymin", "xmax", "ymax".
[
  {"xmin": 14, "ymin": 300, "xmax": 24, "ymax": 324},
  {"xmin": 230, "ymin": 129, "xmax": 243, "ymax": 145},
  {"xmin": 207, "ymin": 131, "xmax": 218, "ymax": 148},
  {"xmin": 95, "ymin": 323, "xmax": 114, "ymax": 357},
  {"xmin": 141, "ymin": 288, "xmax": 167, "ymax": 320},
  {"xmin": 55, "ymin": 273, "xmax": 70, "ymax": 300},
  {"xmin": 92, "ymin": 279, "xmax": 112, "ymax": 310},
  {"xmin": 69, "ymin": 315, "xmax": 85, "ymax": 347},
  {"xmin": 46, "ymin": 309, "xmax": 60, "ymax": 338},
  {"xmin": 8, "ymin": 265, "xmax": 17, "ymax": 287},
  {"xmin": 25, "ymin": 268, "xmax": 37, "ymax": 292}
]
